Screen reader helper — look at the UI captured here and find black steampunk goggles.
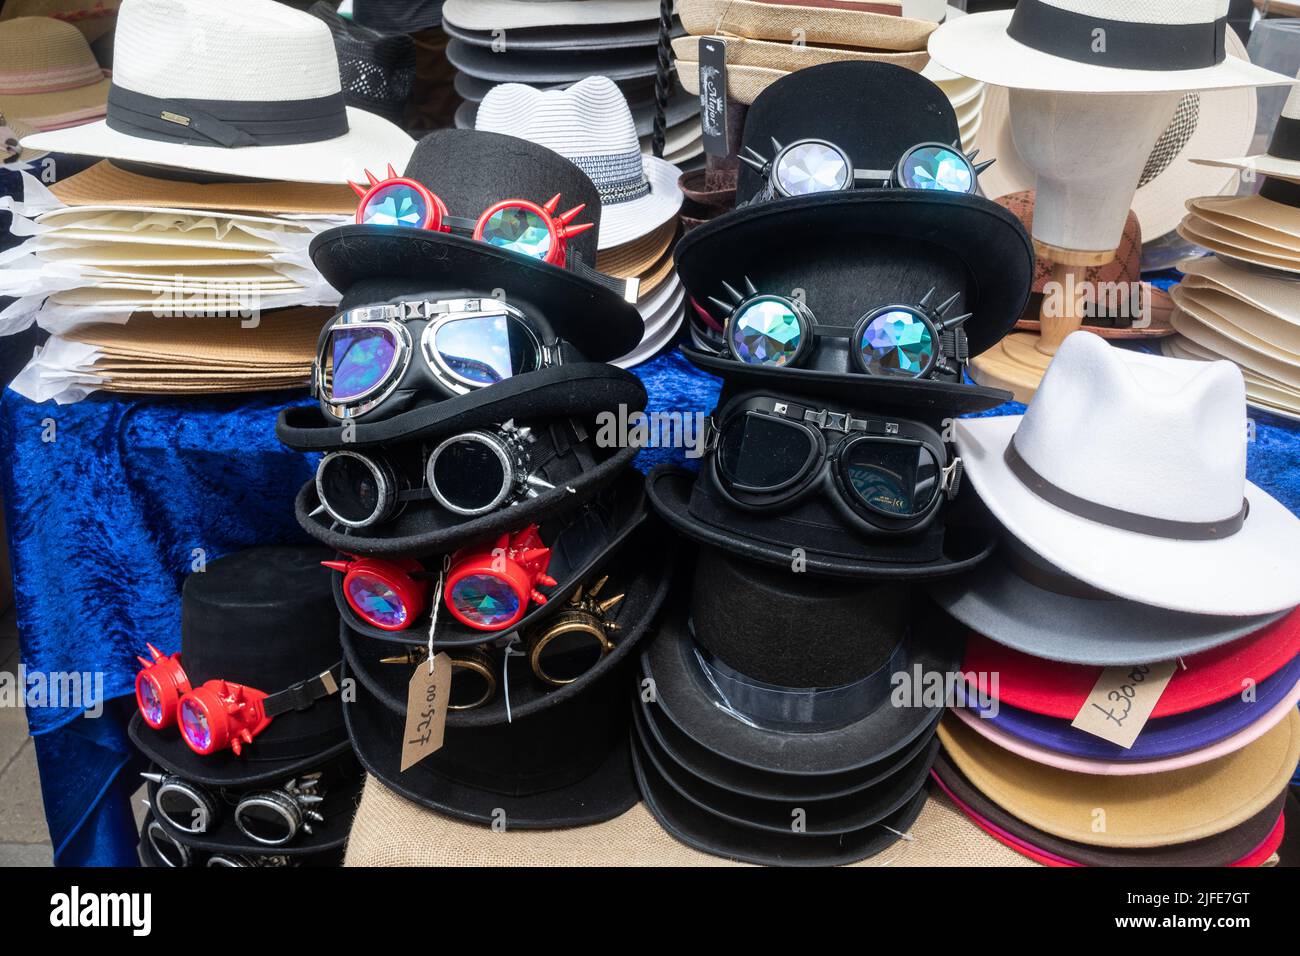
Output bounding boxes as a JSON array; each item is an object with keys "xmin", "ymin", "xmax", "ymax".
[{"xmin": 706, "ymin": 394, "xmax": 963, "ymax": 535}]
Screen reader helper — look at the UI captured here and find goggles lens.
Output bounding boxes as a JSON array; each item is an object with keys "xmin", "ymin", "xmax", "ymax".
[
  {"xmin": 138, "ymin": 676, "xmax": 164, "ymax": 726},
  {"xmin": 841, "ymin": 440, "xmax": 941, "ymax": 518},
  {"xmin": 318, "ymin": 454, "xmax": 386, "ymax": 526},
  {"xmin": 148, "ymin": 822, "xmax": 189, "ymax": 868},
  {"xmin": 234, "ymin": 801, "xmax": 295, "ymax": 845},
  {"xmin": 156, "ymin": 788, "xmax": 204, "ymax": 833},
  {"xmin": 478, "ymin": 204, "xmax": 553, "ymax": 261},
  {"xmin": 859, "ymin": 308, "xmax": 936, "ymax": 376},
  {"xmin": 358, "ymin": 181, "xmax": 430, "ymax": 227},
  {"xmin": 346, "ymin": 569, "xmax": 409, "ymax": 629},
  {"xmin": 329, "ymin": 325, "xmax": 398, "ymax": 402},
  {"xmin": 449, "ymin": 663, "xmax": 495, "ymax": 710},
  {"xmin": 448, "ymin": 574, "xmax": 521, "ymax": 628},
  {"xmin": 179, "ymin": 699, "xmax": 211, "ymax": 752},
  {"xmin": 899, "ymin": 146, "xmax": 973, "ymax": 193},
  {"xmin": 729, "ymin": 297, "xmax": 803, "ymax": 366},
  {"xmin": 430, "ymin": 438, "xmax": 508, "ymax": 513},
  {"xmin": 535, "ymin": 631, "xmax": 604, "ymax": 684},
  {"xmin": 432, "ymin": 313, "xmax": 540, "ymax": 387},
  {"xmin": 775, "ymin": 141, "xmax": 849, "ymax": 195},
  {"xmin": 718, "ymin": 413, "xmax": 816, "ymax": 491}
]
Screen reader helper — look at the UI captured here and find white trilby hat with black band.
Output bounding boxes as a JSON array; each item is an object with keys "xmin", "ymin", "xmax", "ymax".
[
  {"xmin": 476, "ymin": 75, "xmax": 683, "ymax": 250},
  {"xmin": 955, "ymin": 331, "xmax": 1300, "ymax": 617},
  {"xmin": 1194, "ymin": 70, "xmax": 1300, "ymax": 185},
  {"xmin": 928, "ymin": 0, "xmax": 1298, "ymax": 94},
  {"xmin": 21, "ymin": 0, "xmax": 414, "ymax": 184}
]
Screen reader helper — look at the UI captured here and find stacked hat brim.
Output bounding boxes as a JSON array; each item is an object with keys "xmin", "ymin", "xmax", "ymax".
[
  {"xmin": 627, "ymin": 546, "xmax": 960, "ymax": 865},
  {"xmin": 674, "ymin": 0, "xmax": 946, "ymax": 105},
  {"xmin": 137, "ymin": 814, "xmax": 349, "ymax": 868},
  {"xmin": 442, "ymin": 0, "xmax": 701, "ymax": 165}
]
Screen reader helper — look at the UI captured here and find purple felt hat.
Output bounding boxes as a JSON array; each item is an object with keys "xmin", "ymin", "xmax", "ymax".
[{"xmin": 955, "ymin": 649, "xmax": 1300, "ymax": 761}]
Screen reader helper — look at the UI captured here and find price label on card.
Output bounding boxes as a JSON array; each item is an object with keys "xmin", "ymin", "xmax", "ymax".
[
  {"xmin": 1070, "ymin": 660, "xmax": 1177, "ymax": 749},
  {"xmin": 401, "ymin": 652, "xmax": 452, "ymax": 771}
]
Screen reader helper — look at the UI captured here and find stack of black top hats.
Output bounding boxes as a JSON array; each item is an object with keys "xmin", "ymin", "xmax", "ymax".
[
  {"xmin": 641, "ymin": 61, "xmax": 1035, "ymax": 865},
  {"xmin": 276, "ymin": 129, "xmax": 674, "ymax": 829},
  {"xmin": 442, "ymin": 0, "xmax": 701, "ymax": 164},
  {"xmin": 129, "ymin": 546, "xmax": 360, "ymax": 869}
]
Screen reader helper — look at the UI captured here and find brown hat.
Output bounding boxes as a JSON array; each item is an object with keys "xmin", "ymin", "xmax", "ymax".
[{"xmin": 0, "ymin": 17, "xmax": 110, "ymax": 132}]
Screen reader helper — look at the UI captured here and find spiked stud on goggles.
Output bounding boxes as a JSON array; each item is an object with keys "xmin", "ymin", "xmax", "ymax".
[
  {"xmin": 351, "ymin": 165, "xmax": 593, "ymax": 268},
  {"xmin": 134, "ymin": 644, "xmax": 342, "ymax": 757},
  {"xmin": 707, "ymin": 277, "xmax": 972, "ymax": 379},
  {"xmin": 739, "ymin": 137, "xmax": 993, "ymax": 203}
]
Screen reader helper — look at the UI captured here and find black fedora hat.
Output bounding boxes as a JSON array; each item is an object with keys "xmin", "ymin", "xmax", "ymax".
[
  {"xmin": 640, "ymin": 546, "xmax": 962, "ymax": 778},
  {"xmin": 309, "ymin": 129, "xmax": 644, "ymax": 363},
  {"xmin": 674, "ymin": 62, "xmax": 1032, "ymax": 412},
  {"xmin": 291, "ymin": 392, "xmax": 644, "ymax": 558},
  {"xmin": 646, "ymin": 432, "xmax": 996, "ymax": 581},
  {"xmin": 128, "ymin": 546, "xmax": 349, "ymax": 788},
  {"xmin": 342, "ymin": 656, "xmax": 639, "ymax": 828},
  {"xmin": 338, "ymin": 493, "xmax": 672, "ymax": 730},
  {"xmin": 140, "ymin": 752, "xmax": 363, "ymax": 858}
]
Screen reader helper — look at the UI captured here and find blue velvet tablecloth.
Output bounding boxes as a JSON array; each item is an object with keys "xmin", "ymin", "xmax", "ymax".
[{"xmin": 1, "ymin": 348, "xmax": 1298, "ymax": 865}]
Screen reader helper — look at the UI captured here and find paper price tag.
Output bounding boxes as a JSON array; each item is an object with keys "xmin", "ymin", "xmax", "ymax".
[
  {"xmin": 699, "ymin": 38, "xmax": 729, "ymax": 157},
  {"xmin": 1070, "ymin": 660, "xmax": 1177, "ymax": 749},
  {"xmin": 400, "ymin": 651, "xmax": 452, "ymax": 771}
]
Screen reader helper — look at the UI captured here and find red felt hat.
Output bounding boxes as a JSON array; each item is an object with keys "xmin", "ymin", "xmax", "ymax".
[{"xmin": 961, "ymin": 606, "xmax": 1300, "ymax": 720}]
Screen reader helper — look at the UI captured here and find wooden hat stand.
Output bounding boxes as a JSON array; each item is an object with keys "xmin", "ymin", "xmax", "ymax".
[{"xmin": 972, "ymin": 89, "xmax": 1182, "ymax": 402}]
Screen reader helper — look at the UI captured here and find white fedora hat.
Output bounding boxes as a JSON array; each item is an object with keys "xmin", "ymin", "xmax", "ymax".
[
  {"xmin": 928, "ymin": 0, "xmax": 1297, "ymax": 94},
  {"xmin": 21, "ymin": 0, "xmax": 414, "ymax": 185},
  {"xmin": 956, "ymin": 331, "xmax": 1300, "ymax": 616},
  {"xmin": 1195, "ymin": 70, "xmax": 1300, "ymax": 185},
  {"xmin": 476, "ymin": 75, "xmax": 682, "ymax": 250}
]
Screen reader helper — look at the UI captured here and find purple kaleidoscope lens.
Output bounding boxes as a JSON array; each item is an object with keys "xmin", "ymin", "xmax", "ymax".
[
  {"xmin": 331, "ymin": 326, "xmax": 398, "ymax": 401},
  {"xmin": 450, "ymin": 574, "xmax": 521, "ymax": 627},
  {"xmin": 138, "ymin": 677, "xmax": 163, "ymax": 725},
  {"xmin": 179, "ymin": 699, "xmax": 211, "ymax": 751},
  {"xmin": 347, "ymin": 571, "xmax": 408, "ymax": 628},
  {"xmin": 859, "ymin": 309, "xmax": 935, "ymax": 375},
  {"xmin": 360, "ymin": 182, "xmax": 429, "ymax": 227}
]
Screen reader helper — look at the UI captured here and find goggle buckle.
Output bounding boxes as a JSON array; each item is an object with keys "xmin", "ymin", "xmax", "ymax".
[{"xmin": 943, "ymin": 457, "xmax": 964, "ymax": 500}]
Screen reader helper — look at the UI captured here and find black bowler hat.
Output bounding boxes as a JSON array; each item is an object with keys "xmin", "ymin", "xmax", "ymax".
[
  {"xmin": 675, "ymin": 61, "xmax": 1032, "ymax": 413},
  {"xmin": 309, "ymin": 128, "xmax": 644, "ymax": 363},
  {"xmin": 128, "ymin": 546, "xmax": 349, "ymax": 788},
  {"xmin": 633, "ymin": 545, "xmax": 958, "ymax": 865}
]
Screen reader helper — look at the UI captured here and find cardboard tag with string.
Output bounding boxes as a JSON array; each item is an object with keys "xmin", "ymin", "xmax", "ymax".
[
  {"xmin": 1070, "ymin": 660, "xmax": 1177, "ymax": 749},
  {"xmin": 401, "ymin": 557, "xmax": 453, "ymax": 771}
]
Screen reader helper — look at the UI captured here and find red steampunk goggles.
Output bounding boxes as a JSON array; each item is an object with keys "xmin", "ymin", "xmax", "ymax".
[
  {"xmin": 323, "ymin": 524, "xmax": 557, "ymax": 634},
  {"xmin": 350, "ymin": 165, "xmax": 593, "ymax": 268},
  {"xmin": 134, "ymin": 646, "xmax": 342, "ymax": 757}
]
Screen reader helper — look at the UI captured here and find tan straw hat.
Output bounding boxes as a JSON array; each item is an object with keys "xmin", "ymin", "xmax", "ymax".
[
  {"xmin": 0, "ymin": 17, "xmax": 110, "ymax": 132},
  {"xmin": 680, "ymin": 0, "xmax": 936, "ymax": 51}
]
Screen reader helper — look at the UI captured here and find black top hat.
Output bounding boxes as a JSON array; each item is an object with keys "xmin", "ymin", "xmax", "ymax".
[
  {"xmin": 128, "ymin": 546, "xmax": 349, "ymax": 788},
  {"xmin": 675, "ymin": 62, "xmax": 1032, "ymax": 412},
  {"xmin": 310, "ymin": 129, "xmax": 644, "ymax": 363},
  {"xmin": 633, "ymin": 545, "xmax": 959, "ymax": 865}
]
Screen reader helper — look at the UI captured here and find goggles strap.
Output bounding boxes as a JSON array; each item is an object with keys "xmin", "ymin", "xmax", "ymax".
[{"xmin": 262, "ymin": 662, "xmax": 344, "ymax": 719}]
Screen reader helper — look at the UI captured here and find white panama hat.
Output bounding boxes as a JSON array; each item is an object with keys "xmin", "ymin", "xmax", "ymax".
[
  {"xmin": 476, "ymin": 75, "xmax": 683, "ymax": 250},
  {"xmin": 21, "ymin": 0, "xmax": 414, "ymax": 185},
  {"xmin": 928, "ymin": 0, "xmax": 1297, "ymax": 95},
  {"xmin": 442, "ymin": 0, "xmax": 661, "ymax": 31},
  {"xmin": 956, "ymin": 331, "xmax": 1300, "ymax": 617},
  {"xmin": 1195, "ymin": 69, "xmax": 1300, "ymax": 186}
]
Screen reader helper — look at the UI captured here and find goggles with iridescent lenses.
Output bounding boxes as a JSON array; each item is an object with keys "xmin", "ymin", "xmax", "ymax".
[
  {"xmin": 351, "ymin": 166, "xmax": 593, "ymax": 267},
  {"xmin": 314, "ymin": 297, "xmax": 575, "ymax": 421},
  {"xmin": 739, "ymin": 137, "xmax": 993, "ymax": 203},
  {"xmin": 311, "ymin": 419, "xmax": 580, "ymax": 529},
  {"xmin": 141, "ymin": 769, "xmax": 327, "ymax": 847},
  {"xmin": 704, "ymin": 277, "xmax": 971, "ymax": 379},
  {"xmin": 134, "ymin": 644, "xmax": 342, "ymax": 757},
  {"xmin": 707, "ymin": 395, "xmax": 963, "ymax": 535},
  {"xmin": 323, "ymin": 524, "xmax": 556, "ymax": 634},
  {"xmin": 380, "ymin": 574, "xmax": 624, "ymax": 708}
]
